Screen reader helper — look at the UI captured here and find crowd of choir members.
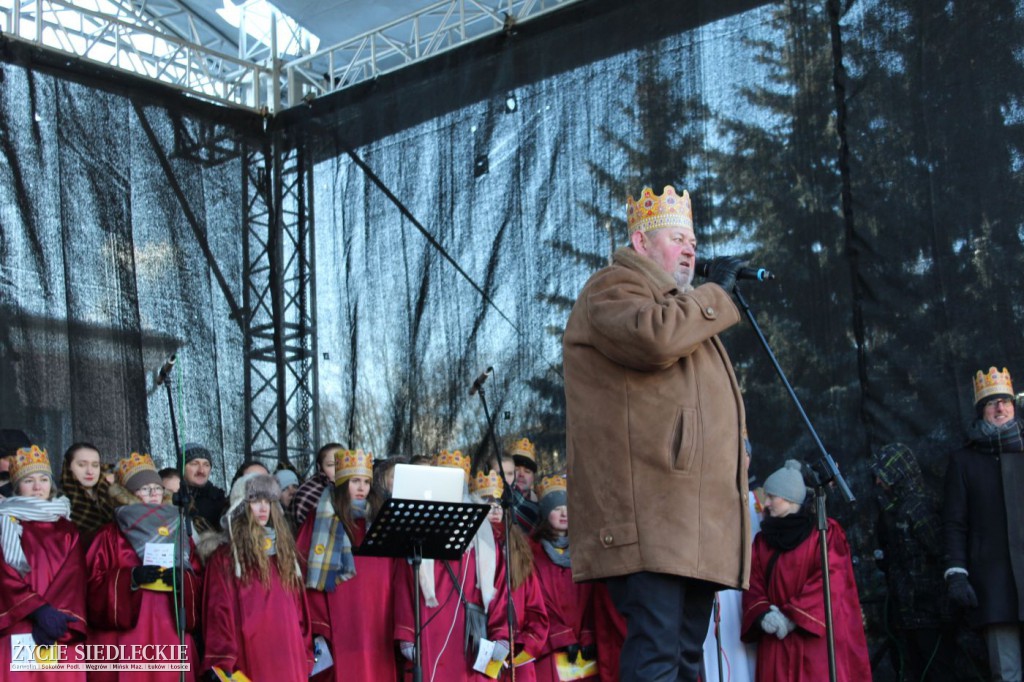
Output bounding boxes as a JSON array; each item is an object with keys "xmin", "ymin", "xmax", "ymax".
[
  {"xmin": 0, "ymin": 438, "xmax": 628, "ymax": 682},
  {"xmin": 0, "ymin": 433, "xmax": 873, "ymax": 682}
]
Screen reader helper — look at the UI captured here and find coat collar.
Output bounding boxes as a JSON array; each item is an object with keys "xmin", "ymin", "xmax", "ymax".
[{"xmin": 612, "ymin": 246, "xmax": 692, "ymax": 295}]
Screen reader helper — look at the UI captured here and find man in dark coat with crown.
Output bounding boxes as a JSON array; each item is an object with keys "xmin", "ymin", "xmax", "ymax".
[
  {"xmin": 563, "ymin": 185, "xmax": 751, "ymax": 682},
  {"xmin": 944, "ymin": 366, "xmax": 1024, "ymax": 681}
]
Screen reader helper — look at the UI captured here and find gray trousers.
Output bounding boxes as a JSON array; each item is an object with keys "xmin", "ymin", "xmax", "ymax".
[{"xmin": 985, "ymin": 624, "xmax": 1023, "ymax": 682}]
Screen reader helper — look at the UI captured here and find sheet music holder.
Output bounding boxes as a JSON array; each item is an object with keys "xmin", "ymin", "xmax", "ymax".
[{"xmin": 355, "ymin": 497, "xmax": 490, "ymax": 682}]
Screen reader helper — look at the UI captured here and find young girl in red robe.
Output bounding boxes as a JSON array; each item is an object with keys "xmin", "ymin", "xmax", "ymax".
[
  {"xmin": 296, "ymin": 448, "xmax": 400, "ymax": 681},
  {"xmin": 472, "ymin": 469, "xmax": 549, "ymax": 681},
  {"xmin": 394, "ymin": 450, "xmax": 498, "ymax": 682},
  {"xmin": 0, "ymin": 445, "xmax": 88, "ymax": 679},
  {"xmin": 530, "ymin": 475, "xmax": 596, "ymax": 682},
  {"xmin": 740, "ymin": 460, "xmax": 870, "ymax": 682},
  {"xmin": 200, "ymin": 473, "xmax": 313, "ymax": 681},
  {"xmin": 86, "ymin": 452, "xmax": 201, "ymax": 681}
]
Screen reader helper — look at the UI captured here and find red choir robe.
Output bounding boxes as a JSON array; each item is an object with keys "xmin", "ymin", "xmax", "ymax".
[
  {"xmin": 201, "ymin": 543, "xmax": 314, "ymax": 681},
  {"xmin": 530, "ymin": 540, "xmax": 595, "ymax": 682},
  {"xmin": 484, "ymin": 523, "xmax": 550, "ymax": 682},
  {"xmin": 740, "ymin": 518, "xmax": 870, "ymax": 682},
  {"xmin": 591, "ymin": 582, "xmax": 626, "ymax": 682},
  {"xmin": 394, "ymin": 549, "xmax": 483, "ymax": 682},
  {"xmin": 0, "ymin": 519, "xmax": 88, "ymax": 680},
  {"xmin": 85, "ymin": 521, "xmax": 201, "ymax": 681},
  {"xmin": 296, "ymin": 514, "xmax": 400, "ymax": 682}
]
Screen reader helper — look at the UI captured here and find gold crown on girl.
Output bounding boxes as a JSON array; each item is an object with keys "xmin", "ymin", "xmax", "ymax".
[
  {"xmin": 973, "ymin": 367, "xmax": 1014, "ymax": 405},
  {"xmin": 11, "ymin": 445, "xmax": 51, "ymax": 484},
  {"xmin": 433, "ymin": 450, "xmax": 471, "ymax": 480},
  {"xmin": 117, "ymin": 452, "xmax": 157, "ymax": 486},
  {"xmin": 470, "ymin": 470, "xmax": 504, "ymax": 499},
  {"xmin": 536, "ymin": 474, "xmax": 567, "ymax": 500},
  {"xmin": 626, "ymin": 186, "xmax": 693, "ymax": 235},
  {"xmin": 508, "ymin": 437, "xmax": 536, "ymax": 462},
  {"xmin": 335, "ymin": 449, "xmax": 373, "ymax": 484}
]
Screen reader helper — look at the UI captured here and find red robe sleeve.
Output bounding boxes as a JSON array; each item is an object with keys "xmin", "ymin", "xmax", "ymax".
[
  {"xmin": 202, "ymin": 546, "xmax": 243, "ymax": 674},
  {"xmin": 740, "ymin": 536, "xmax": 774, "ymax": 642},
  {"xmin": 487, "ymin": 568, "xmax": 550, "ymax": 658},
  {"xmin": 0, "ymin": 519, "xmax": 87, "ymax": 641}
]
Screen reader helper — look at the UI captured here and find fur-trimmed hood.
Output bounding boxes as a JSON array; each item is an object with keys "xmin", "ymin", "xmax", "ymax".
[{"xmin": 196, "ymin": 529, "xmax": 229, "ymax": 565}]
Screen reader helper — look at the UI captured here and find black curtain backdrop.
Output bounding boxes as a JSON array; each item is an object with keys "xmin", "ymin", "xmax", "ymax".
[{"xmin": 3, "ymin": 1, "xmax": 1022, "ymax": 674}]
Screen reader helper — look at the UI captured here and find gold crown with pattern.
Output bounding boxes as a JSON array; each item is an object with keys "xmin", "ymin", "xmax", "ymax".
[
  {"xmin": 470, "ymin": 469, "xmax": 504, "ymax": 499},
  {"xmin": 973, "ymin": 367, "xmax": 1014, "ymax": 405},
  {"xmin": 11, "ymin": 445, "xmax": 51, "ymax": 485},
  {"xmin": 536, "ymin": 474, "xmax": 567, "ymax": 500},
  {"xmin": 626, "ymin": 186, "xmax": 693, "ymax": 234},
  {"xmin": 433, "ymin": 450, "xmax": 471, "ymax": 481},
  {"xmin": 335, "ymin": 449, "xmax": 374, "ymax": 485},
  {"xmin": 508, "ymin": 437, "xmax": 536, "ymax": 463},
  {"xmin": 117, "ymin": 452, "xmax": 157, "ymax": 488}
]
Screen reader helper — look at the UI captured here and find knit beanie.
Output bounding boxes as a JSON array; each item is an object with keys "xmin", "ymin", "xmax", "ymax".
[
  {"xmin": 183, "ymin": 443, "xmax": 212, "ymax": 464},
  {"xmin": 274, "ymin": 469, "xmax": 299, "ymax": 490},
  {"xmin": 763, "ymin": 460, "xmax": 807, "ymax": 506}
]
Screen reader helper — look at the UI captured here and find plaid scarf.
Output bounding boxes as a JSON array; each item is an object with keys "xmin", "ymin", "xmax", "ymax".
[
  {"xmin": 291, "ymin": 472, "xmax": 331, "ymax": 528},
  {"xmin": 0, "ymin": 496, "xmax": 72, "ymax": 576},
  {"xmin": 115, "ymin": 503, "xmax": 192, "ymax": 569},
  {"xmin": 304, "ymin": 488, "xmax": 355, "ymax": 591},
  {"xmin": 967, "ymin": 417, "xmax": 1024, "ymax": 455},
  {"xmin": 61, "ymin": 468, "xmax": 116, "ymax": 537}
]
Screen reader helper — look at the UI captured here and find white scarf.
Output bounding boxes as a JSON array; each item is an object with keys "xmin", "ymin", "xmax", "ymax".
[
  {"xmin": 0, "ymin": 496, "xmax": 72, "ymax": 577},
  {"xmin": 417, "ymin": 491, "xmax": 496, "ymax": 611}
]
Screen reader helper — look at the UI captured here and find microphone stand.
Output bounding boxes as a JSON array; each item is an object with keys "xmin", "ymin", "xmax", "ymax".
[
  {"xmin": 160, "ymin": 362, "xmax": 192, "ymax": 682},
  {"xmin": 472, "ymin": 376, "xmax": 517, "ymax": 681},
  {"xmin": 732, "ymin": 284, "xmax": 855, "ymax": 682}
]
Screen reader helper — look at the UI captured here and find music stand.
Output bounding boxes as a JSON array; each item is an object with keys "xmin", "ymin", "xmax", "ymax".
[{"xmin": 355, "ymin": 497, "xmax": 490, "ymax": 682}]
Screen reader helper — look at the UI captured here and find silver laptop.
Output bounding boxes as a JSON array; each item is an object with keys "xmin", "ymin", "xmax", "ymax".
[{"xmin": 391, "ymin": 464, "xmax": 465, "ymax": 503}]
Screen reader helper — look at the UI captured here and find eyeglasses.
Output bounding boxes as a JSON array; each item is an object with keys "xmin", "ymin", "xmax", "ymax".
[{"xmin": 137, "ymin": 485, "xmax": 164, "ymax": 495}]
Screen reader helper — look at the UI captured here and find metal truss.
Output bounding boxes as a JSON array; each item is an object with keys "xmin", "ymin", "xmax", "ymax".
[
  {"xmin": 283, "ymin": 0, "xmax": 584, "ymax": 106},
  {"xmin": 1, "ymin": 0, "xmax": 274, "ymax": 110},
  {"xmin": 242, "ymin": 134, "xmax": 319, "ymax": 471}
]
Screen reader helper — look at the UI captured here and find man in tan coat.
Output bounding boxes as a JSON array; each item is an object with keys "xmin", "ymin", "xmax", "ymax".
[{"xmin": 563, "ymin": 185, "xmax": 751, "ymax": 682}]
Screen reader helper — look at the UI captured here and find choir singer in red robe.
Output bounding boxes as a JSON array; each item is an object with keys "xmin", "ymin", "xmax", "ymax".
[
  {"xmin": 0, "ymin": 445, "xmax": 88, "ymax": 680},
  {"xmin": 200, "ymin": 472, "xmax": 313, "ymax": 680},
  {"xmin": 86, "ymin": 452, "xmax": 201, "ymax": 681},
  {"xmin": 740, "ymin": 460, "xmax": 870, "ymax": 681}
]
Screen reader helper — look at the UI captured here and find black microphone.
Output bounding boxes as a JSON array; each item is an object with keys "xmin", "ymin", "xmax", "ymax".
[
  {"xmin": 695, "ymin": 260, "xmax": 775, "ymax": 282},
  {"xmin": 156, "ymin": 354, "xmax": 176, "ymax": 386},
  {"xmin": 469, "ymin": 367, "xmax": 493, "ymax": 396}
]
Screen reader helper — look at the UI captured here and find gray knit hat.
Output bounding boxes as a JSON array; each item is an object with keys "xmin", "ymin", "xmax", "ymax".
[{"xmin": 763, "ymin": 460, "xmax": 807, "ymax": 506}]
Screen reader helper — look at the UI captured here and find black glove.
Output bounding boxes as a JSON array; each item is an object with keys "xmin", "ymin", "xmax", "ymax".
[
  {"xmin": 30, "ymin": 604, "xmax": 75, "ymax": 646},
  {"xmin": 580, "ymin": 644, "xmax": 597, "ymax": 661},
  {"xmin": 947, "ymin": 573, "xmax": 978, "ymax": 608},
  {"xmin": 564, "ymin": 643, "xmax": 581, "ymax": 662},
  {"xmin": 705, "ymin": 256, "xmax": 748, "ymax": 293},
  {"xmin": 158, "ymin": 567, "xmax": 179, "ymax": 585},
  {"xmin": 132, "ymin": 565, "xmax": 163, "ymax": 587}
]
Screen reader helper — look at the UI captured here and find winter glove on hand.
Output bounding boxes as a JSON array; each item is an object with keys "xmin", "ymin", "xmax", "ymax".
[
  {"xmin": 759, "ymin": 608, "xmax": 785, "ymax": 635},
  {"xmin": 564, "ymin": 643, "xmax": 581, "ymax": 662},
  {"xmin": 947, "ymin": 573, "xmax": 979, "ymax": 608},
  {"xmin": 769, "ymin": 605, "xmax": 796, "ymax": 640},
  {"xmin": 491, "ymin": 640, "xmax": 510, "ymax": 662},
  {"xmin": 706, "ymin": 256, "xmax": 748, "ymax": 293},
  {"xmin": 580, "ymin": 644, "xmax": 597, "ymax": 661},
  {"xmin": 30, "ymin": 604, "xmax": 74, "ymax": 646},
  {"xmin": 132, "ymin": 565, "xmax": 163, "ymax": 587},
  {"xmin": 399, "ymin": 641, "xmax": 416, "ymax": 661}
]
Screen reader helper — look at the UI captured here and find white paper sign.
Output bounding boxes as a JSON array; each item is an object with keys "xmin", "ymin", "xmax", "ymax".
[
  {"xmin": 472, "ymin": 638, "xmax": 496, "ymax": 674},
  {"xmin": 143, "ymin": 542, "xmax": 174, "ymax": 568}
]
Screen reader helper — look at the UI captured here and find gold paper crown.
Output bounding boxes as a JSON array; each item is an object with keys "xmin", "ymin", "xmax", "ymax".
[
  {"xmin": 470, "ymin": 469, "xmax": 504, "ymax": 499},
  {"xmin": 509, "ymin": 437, "xmax": 536, "ymax": 463},
  {"xmin": 117, "ymin": 452, "xmax": 157, "ymax": 488},
  {"xmin": 626, "ymin": 186, "xmax": 693, "ymax": 234},
  {"xmin": 973, "ymin": 367, "xmax": 1014, "ymax": 404},
  {"xmin": 433, "ymin": 450, "xmax": 471, "ymax": 481},
  {"xmin": 335, "ymin": 449, "xmax": 373, "ymax": 485},
  {"xmin": 536, "ymin": 474, "xmax": 567, "ymax": 500},
  {"xmin": 11, "ymin": 445, "xmax": 51, "ymax": 485}
]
